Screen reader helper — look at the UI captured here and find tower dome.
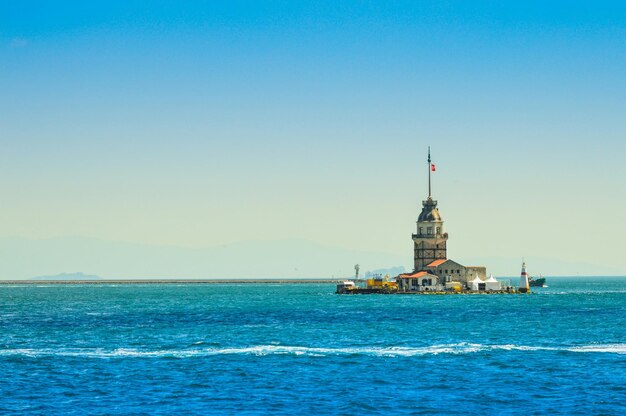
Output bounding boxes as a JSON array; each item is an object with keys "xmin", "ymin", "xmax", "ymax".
[{"xmin": 417, "ymin": 198, "xmax": 442, "ymax": 222}]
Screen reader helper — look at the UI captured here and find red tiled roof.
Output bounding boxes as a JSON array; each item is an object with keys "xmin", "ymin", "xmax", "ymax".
[
  {"xmin": 397, "ymin": 271, "xmax": 433, "ymax": 279},
  {"xmin": 426, "ymin": 259, "xmax": 447, "ymax": 267}
]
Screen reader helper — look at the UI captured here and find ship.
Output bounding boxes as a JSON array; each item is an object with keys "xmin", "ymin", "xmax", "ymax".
[{"xmin": 528, "ymin": 274, "xmax": 547, "ymax": 287}]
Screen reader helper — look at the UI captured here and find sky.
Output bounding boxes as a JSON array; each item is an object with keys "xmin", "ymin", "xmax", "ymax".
[{"xmin": 1, "ymin": 1, "xmax": 626, "ymax": 277}]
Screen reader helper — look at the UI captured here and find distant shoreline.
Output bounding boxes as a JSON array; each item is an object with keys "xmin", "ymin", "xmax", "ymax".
[
  {"xmin": 0, "ymin": 279, "xmax": 344, "ymax": 285},
  {"xmin": 1, "ymin": 276, "xmax": 624, "ymax": 285}
]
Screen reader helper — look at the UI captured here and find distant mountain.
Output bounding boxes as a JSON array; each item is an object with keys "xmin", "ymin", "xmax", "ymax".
[
  {"xmin": 0, "ymin": 237, "xmax": 409, "ymax": 280},
  {"xmin": 1, "ymin": 236, "xmax": 622, "ymax": 280},
  {"xmin": 32, "ymin": 272, "xmax": 101, "ymax": 281}
]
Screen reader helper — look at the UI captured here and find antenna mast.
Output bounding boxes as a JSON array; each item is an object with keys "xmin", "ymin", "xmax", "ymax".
[{"xmin": 428, "ymin": 146, "xmax": 432, "ymax": 198}]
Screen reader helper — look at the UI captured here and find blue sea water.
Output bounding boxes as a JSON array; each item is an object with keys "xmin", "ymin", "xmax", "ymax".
[{"xmin": 1, "ymin": 277, "xmax": 625, "ymax": 415}]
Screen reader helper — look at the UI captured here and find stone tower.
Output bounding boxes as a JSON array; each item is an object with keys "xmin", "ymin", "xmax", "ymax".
[{"xmin": 413, "ymin": 148, "xmax": 448, "ymax": 271}]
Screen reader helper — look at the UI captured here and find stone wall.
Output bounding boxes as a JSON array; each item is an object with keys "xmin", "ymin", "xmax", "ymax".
[
  {"xmin": 424, "ymin": 260, "xmax": 488, "ymax": 287},
  {"xmin": 465, "ymin": 266, "xmax": 487, "ymax": 282}
]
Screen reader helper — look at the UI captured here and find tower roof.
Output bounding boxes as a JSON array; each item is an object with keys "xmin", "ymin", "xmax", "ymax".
[
  {"xmin": 417, "ymin": 147, "xmax": 443, "ymax": 222},
  {"xmin": 418, "ymin": 197, "xmax": 442, "ymax": 222}
]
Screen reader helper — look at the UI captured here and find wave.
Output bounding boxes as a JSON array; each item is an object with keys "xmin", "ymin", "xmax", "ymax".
[{"xmin": 1, "ymin": 343, "xmax": 625, "ymax": 358}]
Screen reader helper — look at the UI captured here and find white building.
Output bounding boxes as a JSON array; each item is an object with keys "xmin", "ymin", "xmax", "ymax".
[{"xmin": 397, "ymin": 271, "xmax": 443, "ymax": 292}]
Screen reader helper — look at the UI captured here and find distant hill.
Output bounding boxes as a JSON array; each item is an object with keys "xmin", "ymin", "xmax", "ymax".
[
  {"xmin": 0, "ymin": 237, "xmax": 408, "ymax": 280},
  {"xmin": 32, "ymin": 272, "xmax": 102, "ymax": 281},
  {"xmin": 1, "ymin": 236, "xmax": 622, "ymax": 280}
]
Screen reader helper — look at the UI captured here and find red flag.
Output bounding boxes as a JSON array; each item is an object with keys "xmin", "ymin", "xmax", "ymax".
[{"xmin": 431, "ymin": 164, "xmax": 436, "ymax": 172}]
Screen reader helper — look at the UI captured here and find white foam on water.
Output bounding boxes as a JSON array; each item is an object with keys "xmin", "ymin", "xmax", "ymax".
[
  {"xmin": 1, "ymin": 343, "xmax": 624, "ymax": 358},
  {"xmin": 566, "ymin": 344, "xmax": 626, "ymax": 354}
]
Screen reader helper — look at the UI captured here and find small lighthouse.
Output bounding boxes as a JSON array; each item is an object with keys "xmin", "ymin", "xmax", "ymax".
[{"xmin": 519, "ymin": 261, "xmax": 530, "ymax": 293}]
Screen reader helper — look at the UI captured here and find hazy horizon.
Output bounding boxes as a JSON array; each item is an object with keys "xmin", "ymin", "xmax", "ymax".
[
  {"xmin": 0, "ymin": 235, "xmax": 623, "ymax": 280},
  {"xmin": 2, "ymin": 2, "xmax": 626, "ymax": 278}
]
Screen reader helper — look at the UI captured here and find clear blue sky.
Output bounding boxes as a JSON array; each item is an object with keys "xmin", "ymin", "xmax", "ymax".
[{"xmin": 1, "ymin": 1, "xmax": 625, "ymax": 276}]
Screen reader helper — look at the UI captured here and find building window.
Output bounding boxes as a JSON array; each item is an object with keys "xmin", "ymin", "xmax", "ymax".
[
  {"xmin": 419, "ymin": 227, "xmax": 423, "ymax": 235},
  {"xmin": 427, "ymin": 227, "xmax": 433, "ymax": 235},
  {"xmin": 436, "ymin": 227, "xmax": 441, "ymax": 235}
]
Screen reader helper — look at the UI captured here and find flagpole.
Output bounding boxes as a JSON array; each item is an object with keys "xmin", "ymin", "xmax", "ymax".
[{"xmin": 428, "ymin": 146, "xmax": 431, "ymax": 198}]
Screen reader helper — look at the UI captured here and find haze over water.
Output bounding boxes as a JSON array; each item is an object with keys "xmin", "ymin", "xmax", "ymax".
[
  {"xmin": 2, "ymin": 1, "xmax": 626, "ymax": 278},
  {"xmin": 2, "ymin": 277, "xmax": 624, "ymax": 415}
]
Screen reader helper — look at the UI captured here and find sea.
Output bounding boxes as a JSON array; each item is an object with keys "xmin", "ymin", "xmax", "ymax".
[{"xmin": 1, "ymin": 277, "xmax": 624, "ymax": 415}]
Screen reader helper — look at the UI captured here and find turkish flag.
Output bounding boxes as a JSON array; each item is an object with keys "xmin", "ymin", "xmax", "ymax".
[{"xmin": 431, "ymin": 164, "xmax": 436, "ymax": 172}]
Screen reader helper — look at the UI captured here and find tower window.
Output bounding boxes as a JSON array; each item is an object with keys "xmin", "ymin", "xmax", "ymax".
[
  {"xmin": 427, "ymin": 227, "xmax": 433, "ymax": 235},
  {"xmin": 419, "ymin": 227, "xmax": 423, "ymax": 235},
  {"xmin": 436, "ymin": 227, "xmax": 441, "ymax": 235}
]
